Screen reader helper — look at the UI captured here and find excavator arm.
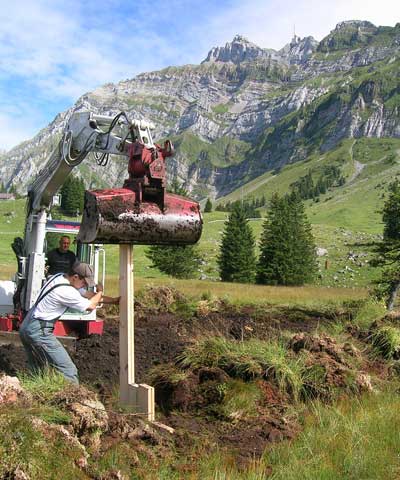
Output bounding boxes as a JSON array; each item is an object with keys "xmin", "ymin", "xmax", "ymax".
[
  {"xmin": 19, "ymin": 110, "xmax": 202, "ymax": 310},
  {"xmin": 27, "ymin": 111, "xmax": 155, "ymax": 212}
]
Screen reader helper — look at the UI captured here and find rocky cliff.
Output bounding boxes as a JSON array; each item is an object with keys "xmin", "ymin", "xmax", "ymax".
[{"xmin": 1, "ymin": 20, "xmax": 399, "ymax": 200}]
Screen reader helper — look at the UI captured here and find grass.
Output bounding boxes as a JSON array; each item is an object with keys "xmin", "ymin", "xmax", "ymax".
[
  {"xmin": 220, "ymin": 379, "xmax": 263, "ymax": 420},
  {"xmin": 351, "ymin": 298, "xmax": 387, "ymax": 330},
  {"xmin": 265, "ymin": 386, "xmax": 400, "ymax": 479},
  {"xmin": 371, "ymin": 325, "xmax": 400, "ymax": 359},
  {"xmin": 107, "ymin": 276, "xmax": 368, "ymax": 305},
  {"xmin": 128, "ymin": 384, "xmax": 400, "ymax": 479},
  {"xmin": 179, "ymin": 337, "xmax": 305, "ymax": 400},
  {"xmin": 19, "ymin": 368, "xmax": 68, "ymax": 402},
  {"xmin": 1, "ymin": 137, "xmax": 398, "ymax": 292}
]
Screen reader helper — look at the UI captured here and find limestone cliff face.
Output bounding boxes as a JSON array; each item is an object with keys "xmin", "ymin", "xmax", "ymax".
[{"xmin": 1, "ymin": 20, "xmax": 399, "ymax": 199}]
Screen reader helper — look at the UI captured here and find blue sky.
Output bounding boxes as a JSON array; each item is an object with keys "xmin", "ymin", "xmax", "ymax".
[{"xmin": 0, "ymin": 0, "xmax": 398, "ymax": 151}]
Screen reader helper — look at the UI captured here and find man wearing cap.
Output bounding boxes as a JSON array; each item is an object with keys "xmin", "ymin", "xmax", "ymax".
[{"xmin": 19, "ymin": 262, "xmax": 103, "ymax": 384}]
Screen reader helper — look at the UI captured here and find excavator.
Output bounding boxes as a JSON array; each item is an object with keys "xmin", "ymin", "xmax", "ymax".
[{"xmin": 0, "ymin": 110, "xmax": 202, "ymax": 341}]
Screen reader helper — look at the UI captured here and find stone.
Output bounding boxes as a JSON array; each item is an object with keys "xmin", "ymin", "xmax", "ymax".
[{"xmin": 0, "ymin": 375, "xmax": 25, "ymax": 405}]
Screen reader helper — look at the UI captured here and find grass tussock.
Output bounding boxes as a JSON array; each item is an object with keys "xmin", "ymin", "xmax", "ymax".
[
  {"xmin": 371, "ymin": 325, "xmax": 400, "ymax": 359},
  {"xmin": 220, "ymin": 379, "xmax": 263, "ymax": 420},
  {"xmin": 19, "ymin": 368, "xmax": 68, "ymax": 402},
  {"xmin": 147, "ymin": 363, "xmax": 188, "ymax": 386},
  {"xmin": 179, "ymin": 337, "xmax": 305, "ymax": 400},
  {"xmin": 352, "ymin": 298, "xmax": 387, "ymax": 330},
  {"xmin": 266, "ymin": 386, "xmax": 400, "ymax": 479}
]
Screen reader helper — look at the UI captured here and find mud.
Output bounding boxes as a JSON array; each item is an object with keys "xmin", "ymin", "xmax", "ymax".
[{"xmin": 0, "ymin": 295, "xmax": 389, "ymax": 465}]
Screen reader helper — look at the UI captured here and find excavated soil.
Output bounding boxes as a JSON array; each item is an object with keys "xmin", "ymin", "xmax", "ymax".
[
  {"xmin": 0, "ymin": 293, "xmax": 389, "ymax": 464},
  {"xmin": 0, "ymin": 302, "xmax": 339, "ymax": 386}
]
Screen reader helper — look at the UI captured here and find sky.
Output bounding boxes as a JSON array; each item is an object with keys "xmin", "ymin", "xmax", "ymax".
[{"xmin": 0, "ymin": 0, "xmax": 399, "ymax": 151}]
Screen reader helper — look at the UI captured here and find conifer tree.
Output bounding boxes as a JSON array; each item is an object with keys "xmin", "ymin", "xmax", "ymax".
[
  {"xmin": 373, "ymin": 180, "xmax": 400, "ymax": 309},
  {"xmin": 60, "ymin": 175, "xmax": 85, "ymax": 215},
  {"xmin": 145, "ymin": 179, "xmax": 203, "ymax": 279},
  {"xmin": 382, "ymin": 180, "xmax": 400, "ymax": 240},
  {"xmin": 204, "ymin": 198, "xmax": 213, "ymax": 213},
  {"xmin": 257, "ymin": 193, "xmax": 317, "ymax": 285},
  {"xmin": 217, "ymin": 203, "xmax": 257, "ymax": 283}
]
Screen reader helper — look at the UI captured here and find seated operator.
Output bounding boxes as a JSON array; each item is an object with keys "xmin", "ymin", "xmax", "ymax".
[{"xmin": 46, "ymin": 235, "xmax": 77, "ymax": 276}]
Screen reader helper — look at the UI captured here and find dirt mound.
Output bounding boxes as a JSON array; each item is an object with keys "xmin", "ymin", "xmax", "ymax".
[
  {"xmin": 0, "ymin": 302, "xmax": 388, "ymax": 468},
  {"xmin": 135, "ymin": 286, "xmax": 186, "ymax": 313},
  {"xmin": 289, "ymin": 333, "xmax": 372, "ymax": 399}
]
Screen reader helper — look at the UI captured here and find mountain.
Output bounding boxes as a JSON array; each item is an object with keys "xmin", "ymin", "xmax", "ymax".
[{"xmin": 0, "ymin": 20, "xmax": 399, "ymax": 201}]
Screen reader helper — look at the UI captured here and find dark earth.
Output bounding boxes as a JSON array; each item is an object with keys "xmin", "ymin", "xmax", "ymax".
[{"xmin": 0, "ymin": 287, "xmax": 388, "ymax": 465}]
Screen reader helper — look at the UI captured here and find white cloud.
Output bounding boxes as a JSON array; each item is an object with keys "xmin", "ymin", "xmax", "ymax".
[
  {"xmin": 0, "ymin": 0, "xmax": 398, "ymax": 150},
  {"xmin": 202, "ymin": 0, "xmax": 400, "ymax": 50},
  {"xmin": 0, "ymin": 112, "xmax": 41, "ymax": 151}
]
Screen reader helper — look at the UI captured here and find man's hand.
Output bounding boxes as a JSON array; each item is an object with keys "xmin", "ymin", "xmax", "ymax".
[
  {"xmin": 96, "ymin": 283, "xmax": 104, "ymax": 293},
  {"xmin": 102, "ymin": 295, "xmax": 120, "ymax": 305}
]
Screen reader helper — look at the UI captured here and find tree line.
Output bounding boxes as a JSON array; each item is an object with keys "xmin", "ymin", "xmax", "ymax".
[
  {"xmin": 373, "ymin": 179, "xmax": 400, "ymax": 309},
  {"xmin": 215, "ymin": 197, "xmax": 266, "ymax": 217},
  {"xmin": 290, "ymin": 165, "xmax": 345, "ymax": 201},
  {"xmin": 148, "ymin": 189, "xmax": 318, "ymax": 286},
  {"xmin": 218, "ymin": 192, "xmax": 317, "ymax": 285}
]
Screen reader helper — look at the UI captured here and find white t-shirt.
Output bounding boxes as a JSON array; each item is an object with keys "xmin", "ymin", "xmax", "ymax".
[{"xmin": 33, "ymin": 274, "xmax": 91, "ymax": 321}]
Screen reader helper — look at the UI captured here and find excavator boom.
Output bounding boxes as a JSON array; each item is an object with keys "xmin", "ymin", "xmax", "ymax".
[{"xmin": 19, "ymin": 109, "xmax": 203, "ymax": 310}]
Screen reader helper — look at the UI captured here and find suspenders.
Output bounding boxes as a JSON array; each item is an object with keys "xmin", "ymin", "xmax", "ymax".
[{"xmin": 32, "ymin": 274, "xmax": 74, "ymax": 327}]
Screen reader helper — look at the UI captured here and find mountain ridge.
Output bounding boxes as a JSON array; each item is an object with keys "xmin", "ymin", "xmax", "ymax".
[{"xmin": 0, "ymin": 20, "xmax": 399, "ymax": 201}]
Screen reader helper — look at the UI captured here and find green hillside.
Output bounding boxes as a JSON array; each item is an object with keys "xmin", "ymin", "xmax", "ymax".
[{"xmin": 2, "ymin": 136, "xmax": 398, "ymax": 291}]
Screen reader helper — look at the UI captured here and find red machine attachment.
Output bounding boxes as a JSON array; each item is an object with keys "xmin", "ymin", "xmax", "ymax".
[{"xmin": 78, "ymin": 139, "xmax": 203, "ymax": 245}]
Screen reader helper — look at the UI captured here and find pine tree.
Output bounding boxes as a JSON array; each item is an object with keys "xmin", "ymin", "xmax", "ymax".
[
  {"xmin": 383, "ymin": 181, "xmax": 400, "ymax": 240},
  {"xmin": 217, "ymin": 203, "xmax": 257, "ymax": 283},
  {"xmin": 373, "ymin": 181, "xmax": 400, "ymax": 309},
  {"xmin": 257, "ymin": 193, "xmax": 317, "ymax": 285},
  {"xmin": 60, "ymin": 175, "xmax": 85, "ymax": 215},
  {"xmin": 204, "ymin": 198, "xmax": 213, "ymax": 213},
  {"xmin": 145, "ymin": 179, "xmax": 203, "ymax": 279},
  {"xmin": 146, "ymin": 244, "xmax": 202, "ymax": 279}
]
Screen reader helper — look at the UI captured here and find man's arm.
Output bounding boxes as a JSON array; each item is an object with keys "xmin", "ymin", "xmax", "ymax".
[
  {"xmin": 81, "ymin": 284, "xmax": 120, "ymax": 307},
  {"xmin": 86, "ymin": 290, "xmax": 103, "ymax": 311}
]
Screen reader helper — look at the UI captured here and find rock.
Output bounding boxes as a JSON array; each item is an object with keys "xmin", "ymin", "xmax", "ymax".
[
  {"xmin": 0, "ymin": 375, "xmax": 26, "ymax": 405},
  {"xmin": 1, "ymin": 24, "xmax": 399, "ymax": 200},
  {"xmin": 316, "ymin": 247, "xmax": 328, "ymax": 256},
  {"xmin": 355, "ymin": 373, "xmax": 373, "ymax": 392}
]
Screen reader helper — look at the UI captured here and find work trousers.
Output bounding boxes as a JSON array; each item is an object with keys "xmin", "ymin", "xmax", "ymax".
[{"xmin": 19, "ymin": 309, "xmax": 79, "ymax": 384}]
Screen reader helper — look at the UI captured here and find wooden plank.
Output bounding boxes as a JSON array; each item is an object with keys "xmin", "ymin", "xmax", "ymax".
[
  {"xmin": 119, "ymin": 244, "xmax": 135, "ymax": 403},
  {"xmin": 137, "ymin": 383, "xmax": 155, "ymax": 421},
  {"xmin": 119, "ymin": 245, "xmax": 155, "ymax": 420}
]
